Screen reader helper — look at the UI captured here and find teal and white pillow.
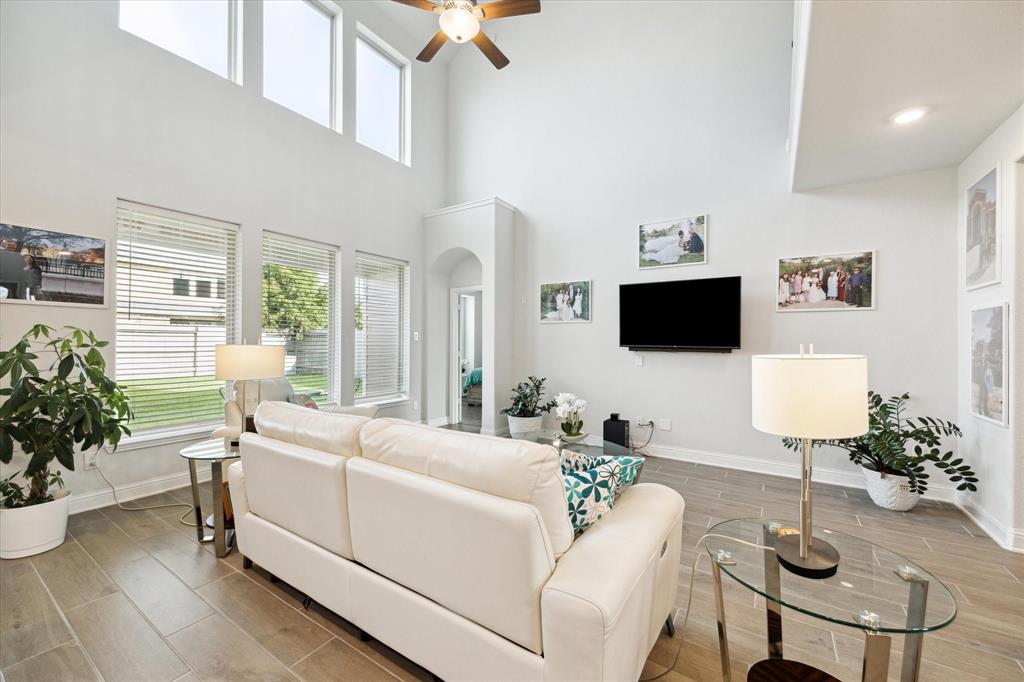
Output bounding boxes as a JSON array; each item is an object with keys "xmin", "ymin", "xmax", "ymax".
[{"xmin": 563, "ymin": 458, "xmax": 621, "ymax": 534}]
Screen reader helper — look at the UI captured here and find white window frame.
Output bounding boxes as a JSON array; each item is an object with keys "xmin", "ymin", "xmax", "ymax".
[
  {"xmin": 117, "ymin": 0, "xmax": 244, "ymax": 85},
  {"xmin": 261, "ymin": 0, "xmax": 343, "ymax": 132},
  {"xmin": 260, "ymin": 231, "xmax": 341, "ymax": 405},
  {"xmin": 355, "ymin": 23, "xmax": 412, "ymax": 166},
  {"xmin": 353, "ymin": 252, "xmax": 411, "ymax": 406}
]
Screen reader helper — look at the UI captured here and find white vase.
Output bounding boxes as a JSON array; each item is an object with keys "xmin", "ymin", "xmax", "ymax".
[
  {"xmin": 507, "ymin": 415, "xmax": 543, "ymax": 435},
  {"xmin": 862, "ymin": 466, "xmax": 920, "ymax": 511},
  {"xmin": 0, "ymin": 490, "xmax": 71, "ymax": 559}
]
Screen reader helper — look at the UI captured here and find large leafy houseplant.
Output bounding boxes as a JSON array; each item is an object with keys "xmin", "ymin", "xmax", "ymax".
[
  {"xmin": 0, "ymin": 325, "xmax": 132, "ymax": 507},
  {"xmin": 501, "ymin": 376, "xmax": 556, "ymax": 418},
  {"xmin": 783, "ymin": 391, "xmax": 975, "ymax": 495}
]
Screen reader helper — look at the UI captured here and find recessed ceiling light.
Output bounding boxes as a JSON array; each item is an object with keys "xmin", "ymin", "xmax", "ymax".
[{"xmin": 891, "ymin": 107, "xmax": 930, "ymax": 126}]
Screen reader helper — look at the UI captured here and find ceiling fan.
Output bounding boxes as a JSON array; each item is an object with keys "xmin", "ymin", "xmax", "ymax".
[{"xmin": 392, "ymin": 0, "xmax": 540, "ymax": 70}]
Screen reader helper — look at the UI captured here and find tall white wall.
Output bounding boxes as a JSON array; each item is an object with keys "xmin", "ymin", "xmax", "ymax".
[
  {"xmin": 447, "ymin": 0, "xmax": 958, "ymax": 486},
  {"xmin": 955, "ymin": 104, "xmax": 1023, "ymax": 549},
  {"xmin": 0, "ymin": 0, "xmax": 446, "ymax": 508}
]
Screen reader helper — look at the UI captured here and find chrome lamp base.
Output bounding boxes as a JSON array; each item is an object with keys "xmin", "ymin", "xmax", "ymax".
[{"xmin": 776, "ymin": 533, "xmax": 840, "ymax": 579}]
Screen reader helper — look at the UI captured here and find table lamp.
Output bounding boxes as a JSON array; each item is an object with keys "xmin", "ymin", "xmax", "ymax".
[
  {"xmin": 215, "ymin": 344, "xmax": 285, "ymax": 434},
  {"xmin": 751, "ymin": 346, "xmax": 867, "ymax": 578}
]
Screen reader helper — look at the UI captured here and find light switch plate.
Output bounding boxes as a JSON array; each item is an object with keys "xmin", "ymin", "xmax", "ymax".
[{"xmin": 413, "ymin": 331, "xmax": 420, "ymax": 341}]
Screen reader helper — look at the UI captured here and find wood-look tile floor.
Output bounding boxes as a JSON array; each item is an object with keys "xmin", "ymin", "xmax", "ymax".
[{"xmin": 0, "ymin": 456, "xmax": 1021, "ymax": 681}]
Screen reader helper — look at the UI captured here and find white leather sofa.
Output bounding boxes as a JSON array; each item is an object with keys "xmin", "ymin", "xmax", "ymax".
[{"xmin": 228, "ymin": 402, "xmax": 685, "ymax": 681}]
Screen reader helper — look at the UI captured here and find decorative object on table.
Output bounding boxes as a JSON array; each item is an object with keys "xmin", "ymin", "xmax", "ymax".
[
  {"xmin": 638, "ymin": 214, "xmax": 707, "ymax": 269},
  {"xmin": 539, "ymin": 280, "xmax": 591, "ymax": 322},
  {"xmin": 776, "ymin": 250, "xmax": 875, "ymax": 312},
  {"xmin": 214, "ymin": 343, "xmax": 286, "ymax": 435},
  {"xmin": 0, "ymin": 325, "xmax": 131, "ymax": 558},
  {"xmin": 602, "ymin": 412, "xmax": 630, "ymax": 448},
  {"xmin": 554, "ymin": 392, "xmax": 587, "ymax": 443},
  {"xmin": 783, "ymin": 391, "xmax": 973, "ymax": 511},
  {"xmin": 179, "ymin": 440, "xmax": 240, "ymax": 557},
  {"xmin": 751, "ymin": 345, "xmax": 868, "ymax": 578},
  {"xmin": 965, "ymin": 166, "xmax": 1000, "ymax": 290},
  {"xmin": 0, "ymin": 223, "xmax": 107, "ymax": 306},
  {"xmin": 971, "ymin": 303, "xmax": 1008, "ymax": 426},
  {"xmin": 501, "ymin": 375, "xmax": 556, "ymax": 434}
]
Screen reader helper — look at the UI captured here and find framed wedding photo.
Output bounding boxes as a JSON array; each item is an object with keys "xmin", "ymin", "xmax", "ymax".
[
  {"xmin": 776, "ymin": 251, "xmax": 875, "ymax": 313},
  {"xmin": 638, "ymin": 214, "xmax": 707, "ymax": 269},
  {"xmin": 539, "ymin": 280, "xmax": 591, "ymax": 323},
  {"xmin": 965, "ymin": 165, "xmax": 1000, "ymax": 290},
  {"xmin": 971, "ymin": 303, "xmax": 1008, "ymax": 426},
  {"xmin": 0, "ymin": 223, "xmax": 107, "ymax": 307}
]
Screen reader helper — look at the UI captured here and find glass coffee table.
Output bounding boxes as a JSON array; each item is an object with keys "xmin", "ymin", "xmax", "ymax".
[{"xmin": 704, "ymin": 518, "xmax": 956, "ymax": 682}]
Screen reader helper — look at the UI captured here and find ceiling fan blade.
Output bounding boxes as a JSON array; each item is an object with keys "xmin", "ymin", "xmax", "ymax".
[
  {"xmin": 472, "ymin": 31, "xmax": 510, "ymax": 69},
  {"xmin": 479, "ymin": 0, "xmax": 541, "ymax": 20},
  {"xmin": 391, "ymin": 0, "xmax": 439, "ymax": 12},
  {"xmin": 417, "ymin": 30, "xmax": 448, "ymax": 62}
]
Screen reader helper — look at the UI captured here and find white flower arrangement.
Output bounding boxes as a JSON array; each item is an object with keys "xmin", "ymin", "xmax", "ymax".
[{"xmin": 554, "ymin": 392, "xmax": 588, "ymax": 436}]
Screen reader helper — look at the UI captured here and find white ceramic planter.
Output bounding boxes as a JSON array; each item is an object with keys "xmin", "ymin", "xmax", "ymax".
[
  {"xmin": 507, "ymin": 415, "xmax": 543, "ymax": 435},
  {"xmin": 862, "ymin": 466, "xmax": 920, "ymax": 511},
  {"xmin": 0, "ymin": 490, "xmax": 71, "ymax": 559}
]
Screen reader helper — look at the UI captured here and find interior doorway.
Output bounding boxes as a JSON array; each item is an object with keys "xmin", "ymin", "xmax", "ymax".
[{"xmin": 450, "ymin": 286, "xmax": 483, "ymax": 429}]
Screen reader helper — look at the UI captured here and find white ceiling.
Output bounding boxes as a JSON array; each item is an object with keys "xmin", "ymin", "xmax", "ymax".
[{"xmin": 790, "ymin": 0, "xmax": 1024, "ymax": 191}]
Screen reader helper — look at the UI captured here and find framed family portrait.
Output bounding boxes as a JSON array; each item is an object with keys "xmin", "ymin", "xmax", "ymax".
[
  {"xmin": 971, "ymin": 303, "xmax": 1008, "ymax": 426},
  {"xmin": 0, "ymin": 223, "xmax": 107, "ymax": 307},
  {"xmin": 540, "ymin": 280, "xmax": 591, "ymax": 323},
  {"xmin": 965, "ymin": 165, "xmax": 1000, "ymax": 290},
  {"xmin": 776, "ymin": 251, "xmax": 875, "ymax": 312},
  {"xmin": 638, "ymin": 214, "xmax": 707, "ymax": 269}
]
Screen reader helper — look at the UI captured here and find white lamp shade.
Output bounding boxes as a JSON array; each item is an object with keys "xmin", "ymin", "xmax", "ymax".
[
  {"xmin": 215, "ymin": 344, "xmax": 285, "ymax": 381},
  {"xmin": 751, "ymin": 354, "xmax": 868, "ymax": 439}
]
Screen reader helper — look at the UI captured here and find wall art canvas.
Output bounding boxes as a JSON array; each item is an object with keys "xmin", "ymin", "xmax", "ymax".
[
  {"xmin": 777, "ymin": 251, "xmax": 875, "ymax": 312},
  {"xmin": 965, "ymin": 166, "xmax": 1000, "ymax": 290},
  {"xmin": 540, "ymin": 280, "xmax": 591, "ymax": 323},
  {"xmin": 638, "ymin": 214, "xmax": 707, "ymax": 269},
  {"xmin": 971, "ymin": 303, "xmax": 1008, "ymax": 426},
  {"xmin": 0, "ymin": 223, "xmax": 106, "ymax": 307}
]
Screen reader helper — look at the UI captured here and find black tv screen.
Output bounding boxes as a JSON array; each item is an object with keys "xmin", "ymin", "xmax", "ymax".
[{"xmin": 619, "ymin": 276, "xmax": 741, "ymax": 351}]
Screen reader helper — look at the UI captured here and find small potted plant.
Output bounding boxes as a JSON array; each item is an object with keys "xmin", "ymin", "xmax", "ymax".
[
  {"xmin": 783, "ymin": 391, "xmax": 975, "ymax": 511},
  {"xmin": 554, "ymin": 392, "xmax": 588, "ymax": 443},
  {"xmin": 0, "ymin": 325, "xmax": 132, "ymax": 558},
  {"xmin": 501, "ymin": 376, "xmax": 556, "ymax": 435}
]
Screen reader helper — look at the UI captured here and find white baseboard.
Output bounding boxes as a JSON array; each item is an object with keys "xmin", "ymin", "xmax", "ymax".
[
  {"xmin": 642, "ymin": 443, "xmax": 958, "ymax": 503},
  {"xmin": 958, "ymin": 498, "xmax": 1024, "ymax": 553},
  {"xmin": 425, "ymin": 416, "xmax": 450, "ymax": 427},
  {"xmin": 69, "ymin": 468, "xmax": 211, "ymax": 515}
]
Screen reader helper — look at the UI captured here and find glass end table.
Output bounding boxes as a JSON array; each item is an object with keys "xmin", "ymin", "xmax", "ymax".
[
  {"xmin": 705, "ymin": 518, "xmax": 956, "ymax": 682},
  {"xmin": 512, "ymin": 430, "xmax": 638, "ymax": 459},
  {"xmin": 179, "ymin": 439, "xmax": 240, "ymax": 558}
]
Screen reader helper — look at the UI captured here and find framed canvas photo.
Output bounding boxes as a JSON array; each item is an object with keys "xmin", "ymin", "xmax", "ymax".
[
  {"xmin": 965, "ymin": 165, "xmax": 1000, "ymax": 290},
  {"xmin": 638, "ymin": 214, "xmax": 707, "ymax": 269},
  {"xmin": 971, "ymin": 303, "xmax": 1008, "ymax": 426},
  {"xmin": 540, "ymin": 280, "xmax": 591, "ymax": 323},
  {"xmin": 776, "ymin": 251, "xmax": 875, "ymax": 312},
  {"xmin": 0, "ymin": 223, "xmax": 107, "ymax": 307}
]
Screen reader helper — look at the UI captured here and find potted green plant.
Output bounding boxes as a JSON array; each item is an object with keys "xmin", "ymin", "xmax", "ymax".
[
  {"xmin": 0, "ymin": 325, "xmax": 132, "ymax": 558},
  {"xmin": 501, "ymin": 376, "xmax": 556, "ymax": 435},
  {"xmin": 783, "ymin": 391, "xmax": 975, "ymax": 511}
]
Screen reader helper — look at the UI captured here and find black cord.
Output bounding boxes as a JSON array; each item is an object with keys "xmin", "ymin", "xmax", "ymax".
[{"xmin": 630, "ymin": 420, "xmax": 655, "ymax": 451}]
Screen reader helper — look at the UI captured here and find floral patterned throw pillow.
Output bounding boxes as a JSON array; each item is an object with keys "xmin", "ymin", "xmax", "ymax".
[{"xmin": 563, "ymin": 458, "xmax": 622, "ymax": 535}]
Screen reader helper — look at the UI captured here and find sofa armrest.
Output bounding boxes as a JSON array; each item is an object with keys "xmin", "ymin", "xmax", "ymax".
[{"xmin": 542, "ymin": 483, "xmax": 684, "ymax": 681}]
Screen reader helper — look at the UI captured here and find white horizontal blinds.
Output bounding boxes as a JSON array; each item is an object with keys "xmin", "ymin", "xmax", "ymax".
[
  {"xmin": 116, "ymin": 201, "xmax": 239, "ymax": 431},
  {"xmin": 261, "ymin": 233, "xmax": 337, "ymax": 404},
  {"xmin": 354, "ymin": 253, "xmax": 409, "ymax": 402}
]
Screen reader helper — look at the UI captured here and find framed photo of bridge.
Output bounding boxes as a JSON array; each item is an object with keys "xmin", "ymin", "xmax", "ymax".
[{"xmin": 0, "ymin": 223, "xmax": 107, "ymax": 307}]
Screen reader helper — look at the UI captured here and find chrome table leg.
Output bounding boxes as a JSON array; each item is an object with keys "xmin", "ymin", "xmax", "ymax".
[
  {"xmin": 897, "ymin": 566, "xmax": 929, "ymax": 682},
  {"xmin": 861, "ymin": 631, "xmax": 891, "ymax": 682},
  {"xmin": 711, "ymin": 559, "xmax": 731, "ymax": 682},
  {"xmin": 189, "ymin": 460, "xmax": 213, "ymax": 543},
  {"xmin": 763, "ymin": 524, "xmax": 784, "ymax": 659}
]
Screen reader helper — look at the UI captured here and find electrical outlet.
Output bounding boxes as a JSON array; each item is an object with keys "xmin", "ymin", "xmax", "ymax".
[
  {"xmin": 413, "ymin": 331, "xmax": 420, "ymax": 341},
  {"xmin": 636, "ymin": 416, "xmax": 647, "ymax": 427},
  {"xmin": 634, "ymin": 353, "xmax": 644, "ymax": 367},
  {"xmin": 413, "ymin": 400, "xmax": 419, "ymax": 410},
  {"xmin": 84, "ymin": 450, "xmax": 98, "ymax": 470},
  {"xmin": 658, "ymin": 418, "xmax": 672, "ymax": 431}
]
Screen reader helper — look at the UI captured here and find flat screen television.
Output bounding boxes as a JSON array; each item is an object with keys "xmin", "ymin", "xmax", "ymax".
[{"xmin": 619, "ymin": 276, "xmax": 741, "ymax": 352}]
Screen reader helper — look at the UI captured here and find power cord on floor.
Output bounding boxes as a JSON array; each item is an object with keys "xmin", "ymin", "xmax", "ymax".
[
  {"xmin": 640, "ymin": 532, "xmax": 777, "ymax": 681},
  {"xmin": 95, "ymin": 463, "xmax": 196, "ymax": 526}
]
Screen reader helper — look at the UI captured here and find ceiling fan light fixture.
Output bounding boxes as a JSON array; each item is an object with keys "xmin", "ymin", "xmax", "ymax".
[{"xmin": 438, "ymin": 2, "xmax": 480, "ymax": 43}]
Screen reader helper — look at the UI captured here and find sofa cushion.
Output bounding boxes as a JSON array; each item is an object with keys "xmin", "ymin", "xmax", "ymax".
[
  {"xmin": 560, "ymin": 453, "xmax": 645, "ymax": 534},
  {"xmin": 358, "ymin": 419, "xmax": 574, "ymax": 557},
  {"xmin": 254, "ymin": 401, "xmax": 368, "ymax": 458}
]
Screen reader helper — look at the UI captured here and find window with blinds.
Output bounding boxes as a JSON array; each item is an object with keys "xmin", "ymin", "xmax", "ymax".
[
  {"xmin": 116, "ymin": 201, "xmax": 239, "ymax": 432},
  {"xmin": 261, "ymin": 233, "xmax": 338, "ymax": 404},
  {"xmin": 354, "ymin": 253, "xmax": 409, "ymax": 403}
]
